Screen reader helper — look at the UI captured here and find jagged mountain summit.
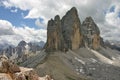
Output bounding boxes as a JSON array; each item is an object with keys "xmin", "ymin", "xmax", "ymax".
[
  {"xmin": 45, "ymin": 7, "xmax": 104, "ymax": 52},
  {"xmin": 61, "ymin": 7, "xmax": 83, "ymax": 50},
  {"xmin": 81, "ymin": 17, "xmax": 104, "ymax": 49},
  {"xmin": 21, "ymin": 7, "xmax": 120, "ymax": 80}
]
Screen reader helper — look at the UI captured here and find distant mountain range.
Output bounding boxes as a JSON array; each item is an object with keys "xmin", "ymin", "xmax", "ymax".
[
  {"xmin": 0, "ymin": 40, "xmax": 45, "ymax": 63},
  {"xmin": 104, "ymin": 40, "xmax": 120, "ymax": 51}
]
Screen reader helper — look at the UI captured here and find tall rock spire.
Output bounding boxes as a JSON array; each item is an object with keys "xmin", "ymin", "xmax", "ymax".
[
  {"xmin": 45, "ymin": 7, "xmax": 104, "ymax": 51},
  {"xmin": 45, "ymin": 7, "xmax": 83, "ymax": 51},
  {"xmin": 45, "ymin": 15, "xmax": 64, "ymax": 51},
  {"xmin": 61, "ymin": 7, "xmax": 83, "ymax": 50},
  {"xmin": 81, "ymin": 16, "xmax": 101, "ymax": 49}
]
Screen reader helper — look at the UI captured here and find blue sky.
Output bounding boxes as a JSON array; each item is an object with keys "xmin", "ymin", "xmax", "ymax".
[
  {"xmin": 0, "ymin": 6, "xmax": 43, "ymax": 29},
  {"xmin": 109, "ymin": 5, "xmax": 115, "ymax": 13},
  {"xmin": 0, "ymin": 0, "xmax": 120, "ymax": 45}
]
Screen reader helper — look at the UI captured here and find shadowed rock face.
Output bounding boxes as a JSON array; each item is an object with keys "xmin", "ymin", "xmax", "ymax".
[
  {"xmin": 81, "ymin": 17, "xmax": 100, "ymax": 35},
  {"xmin": 45, "ymin": 15, "xmax": 64, "ymax": 51},
  {"xmin": 61, "ymin": 7, "xmax": 83, "ymax": 50}
]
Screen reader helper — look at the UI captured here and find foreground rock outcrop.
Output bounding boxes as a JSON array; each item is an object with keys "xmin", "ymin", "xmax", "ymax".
[{"xmin": 0, "ymin": 55, "xmax": 53, "ymax": 80}]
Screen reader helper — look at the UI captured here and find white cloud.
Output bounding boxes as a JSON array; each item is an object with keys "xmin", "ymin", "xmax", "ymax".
[
  {"xmin": 11, "ymin": 8, "xmax": 17, "ymax": 13},
  {"xmin": 0, "ymin": 20, "xmax": 47, "ymax": 46},
  {"xmin": 0, "ymin": 20, "xmax": 15, "ymax": 35},
  {"xmin": 1, "ymin": 0, "xmax": 112, "ymax": 24},
  {"xmin": 35, "ymin": 18, "xmax": 46, "ymax": 28},
  {"xmin": 101, "ymin": 2, "xmax": 120, "ymax": 41},
  {"xmin": 105, "ymin": 3, "xmax": 120, "ymax": 27},
  {"xmin": 1, "ymin": 0, "xmax": 120, "ymax": 41}
]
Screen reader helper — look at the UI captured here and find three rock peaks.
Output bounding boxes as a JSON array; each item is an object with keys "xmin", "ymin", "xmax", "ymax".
[{"xmin": 45, "ymin": 7, "xmax": 103, "ymax": 51}]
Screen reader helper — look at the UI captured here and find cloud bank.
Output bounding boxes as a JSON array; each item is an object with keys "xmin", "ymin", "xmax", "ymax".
[
  {"xmin": 0, "ymin": 0, "xmax": 120, "ymax": 45},
  {"xmin": 0, "ymin": 20, "xmax": 46, "ymax": 46}
]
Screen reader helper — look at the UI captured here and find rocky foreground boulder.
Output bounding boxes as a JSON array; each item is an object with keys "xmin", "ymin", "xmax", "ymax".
[
  {"xmin": 45, "ymin": 7, "xmax": 104, "ymax": 52},
  {"xmin": 0, "ymin": 55, "xmax": 53, "ymax": 80}
]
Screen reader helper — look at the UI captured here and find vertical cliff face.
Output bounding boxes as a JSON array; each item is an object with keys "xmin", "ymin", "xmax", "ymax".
[
  {"xmin": 92, "ymin": 34, "xmax": 100, "ymax": 49},
  {"xmin": 61, "ymin": 7, "xmax": 82, "ymax": 50},
  {"xmin": 81, "ymin": 17, "xmax": 101, "ymax": 49},
  {"xmin": 45, "ymin": 7, "xmax": 104, "ymax": 51}
]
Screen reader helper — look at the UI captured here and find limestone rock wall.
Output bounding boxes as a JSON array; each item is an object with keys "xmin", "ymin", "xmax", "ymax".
[
  {"xmin": 45, "ymin": 7, "xmax": 104, "ymax": 51},
  {"xmin": 61, "ymin": 7, "xmax": 83, "ymax": 50},
  {"xmin": 45, "ymin": 15, "xmax": 64, "ymax": 51},
  {"xmin": 45, "ymin": 7, "xmax": 83, "ymax": 51},
  {"xmin": 81, "ymin": 17, "xmax": 103, "ymax": 49}
]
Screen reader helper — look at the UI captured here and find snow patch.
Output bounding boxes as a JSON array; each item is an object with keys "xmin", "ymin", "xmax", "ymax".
[
  {"xmin": 25, "ymin": 44, "xmax": 30, "ymax": 54},
  {"xmin": 88, "ymin": 48, "xmax": 120, "ymax": 67},
  {"xmin": 112, "ymin": 57, "xmax": 116, "ymax": 60},
  {"xmin": 75, "ymin": 57, "xmax": 85, "ymax": 65},
  {"xmin": 89, "ymin": 58, "xmax": 98, "ymax": 63},
  {"xmin": 75, "ymin": 67, "xmax": 85, "ymax": 74},
  {"xmin": 90, "ymin": 49, "xmax": 113, "ymax": 64}
]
